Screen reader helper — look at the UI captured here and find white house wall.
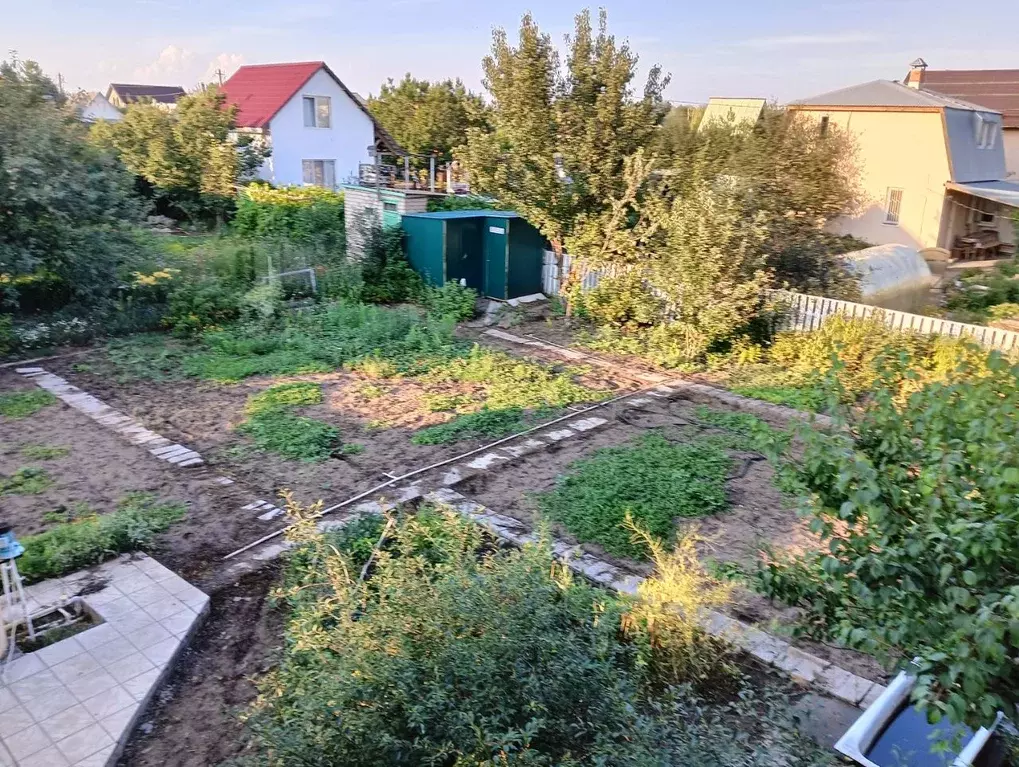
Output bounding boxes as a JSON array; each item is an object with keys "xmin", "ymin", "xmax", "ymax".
[{"xmin": 264, "ymin": 68, "xmax": 375, "ymax": 187}]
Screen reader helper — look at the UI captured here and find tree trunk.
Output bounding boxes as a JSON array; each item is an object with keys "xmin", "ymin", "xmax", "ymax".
[{"xmin": 552, "ymin": 239, "xmax": 575, "ymax": 317}]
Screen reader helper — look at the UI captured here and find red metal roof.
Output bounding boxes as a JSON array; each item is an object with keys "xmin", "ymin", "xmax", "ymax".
[
  {"xmin": 221, "ymin": 61, "xmax": 325, "ymax": 128},
  {"xmin": 915, "ymin": 69, "xmax": 1019, "ymax": 129}
]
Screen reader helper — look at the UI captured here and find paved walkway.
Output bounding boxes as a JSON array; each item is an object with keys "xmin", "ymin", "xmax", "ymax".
[{"xmin": 0, "ymin": 555, "xmax": 209, "ymax": 767}]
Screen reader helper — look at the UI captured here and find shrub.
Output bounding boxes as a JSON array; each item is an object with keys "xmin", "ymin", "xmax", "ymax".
[
  {"xmin": 164, "ymin": 277, "xmax": 242, "ymax": 337},
  {"xmin": 357, "ymin": 217, "xmax": 423, "ymax": 304},
  {"xmin": 538, "ymin": 433, "xmax": 731, "ymax": 559},
  {"xmin": 234, "ymin": 184, "xmax": 345, "ymax": 247},
  {"xmin": 422, "ymin": 282, "xmax": 478, "ymax": 321},
  {"xmin": 0, "ymin": 390, "xmax": 56, "ymax": 418},
  {"xmin": 19, "ymin": 493, "xmax": 186, "ymax": 582},
  {"xmin": 988, "ymin": 302, "xmax": 1019, "ymax": 320},
  {"xmin": 579, "ymin": 271, "xmax": 662, "ymax": 330},
  {"xmin": 758, "ymin": 355, "xmax": 1019, "ymax": 728}
]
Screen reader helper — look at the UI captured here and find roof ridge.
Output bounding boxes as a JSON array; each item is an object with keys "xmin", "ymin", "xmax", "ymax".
[{"xmin": 233, "ymin": 61, "xmax": 325, "ymax": 70}]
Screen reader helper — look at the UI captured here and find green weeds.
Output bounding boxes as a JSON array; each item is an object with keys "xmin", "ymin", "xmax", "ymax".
[
  {"xmin": 0, "ymin": 390, "xmax": 56, "ymax": 418},
  {"xmin": 0, "ymin": 467, "xmax": 52, "ymax": 495},
  {"xmin": 538, "ymin": 433, "xmax": 731, "ymax": 559},
  {"xmin": 19, "ymin": 493, "xmax": 186, "ymax": 583},
  {"xmin": 19, "ymin": 444, "xmax": 71, "ymax": 460},
  {"xmin": 237, "ymin": 382, "xmax": 340, "ymax": 461},
  {"xmin": 412, "ymin": 406, "xmax": 556, "ymax": 445}
]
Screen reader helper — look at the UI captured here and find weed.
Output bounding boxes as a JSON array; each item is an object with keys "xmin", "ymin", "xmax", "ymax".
[
  {"xmin": 20, "ymin": 444, "xmax": 71, "ymax": 460},
  {"xmin": 239, "ymin": 410, "xmax": 339, "ymax": 461},
  {"xmin": 412, "ymin": 406, "xmax": 556, "ymax": 445},
  {"xmin": 355, "ymin": 383, "xmax": 386, "ymax": 399},
  {"xmin": 692, "ymin": 406, "xmax": 791, "ymax": 454},
  {"xmin": 538, "ymin": 433, "xmax": 731, "ymax": 559},
  {"xmin": 0, "ymin": 390, "xmax": 56, "ymax": 419},
  {"xmin": 18, "ymin": 493, "xmax": 186, "ymax": 583},
  {"xmin": 246, "ymin": 382, "xmax": 322, "ymax": 414},
  {"xmin": 0, "ymin": 467, "xmax": 52, "ymax": 495},
  {"xmin": 420, "ymin": 392, "xmax": 468, "ymax": 412},
  {"xmin": 340, "ymin": 443, "xmax": 365, "ymax": 456},
  {"xmin": 730, "ymin": 383, "xmax": 826, "ymax": 413}
]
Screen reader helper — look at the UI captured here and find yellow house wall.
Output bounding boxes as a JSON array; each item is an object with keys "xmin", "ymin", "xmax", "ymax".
[
  {"xmin": 797, "ymin": 109, "xmax": 952, "ymax": 249},
  {"xmin": 1003, "ymin": 129, "xmax": 1019, "ymax": 179}
]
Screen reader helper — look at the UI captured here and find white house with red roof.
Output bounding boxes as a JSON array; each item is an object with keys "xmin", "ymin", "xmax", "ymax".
[{"xmin": 221, "ymin": 61, "xmax": 403, "ymax": 188}]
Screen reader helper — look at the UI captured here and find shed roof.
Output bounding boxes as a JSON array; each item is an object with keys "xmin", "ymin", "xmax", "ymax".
[
  {"xmin": 946, "ymin": 180, "xmax": 1019, "ymax": 208},
  {"xmin": 918, "ymin": 69, "xmax": 1019, "ymax": 129},
  {"xmin": 401, "ymin": 210, "xmax": 519, "ymax": 220},
  {"xmin": 790, "ymin": 79, "xmax": 996, "ymax": 112},
  {"xmin": 106, "ymin": 83, "xmax": 185, "ymax": 104}
]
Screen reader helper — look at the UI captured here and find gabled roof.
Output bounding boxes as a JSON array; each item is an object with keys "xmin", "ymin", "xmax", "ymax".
[
  {"xmin": 221, "ymin": 61, "xmax": 405, "ymax": 155},
  {"xmin": 790, "ymin": 79, "xmax": 997, "ymax": 112},
  {"xmin": 106, "ymin": 83, "xmax": 185, "ymax": 104},
  {"xmin": 917, "ymin": 69, "xmax": 1019, "ymax": 129}
]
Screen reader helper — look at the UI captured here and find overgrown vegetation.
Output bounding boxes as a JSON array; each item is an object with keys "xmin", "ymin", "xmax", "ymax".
[
  {"xmin": 757, "ymin": 354, "xmax": 1019, "ymax": 729},
  {"xmin": 233, "ymin": 185, "xmax": 345, "ymax": 248},
  {"xmin": 944, "ymin": 259, "xmax": 1019, "ymax": 323},
  {"xmin": 19, "ymin": 493, "xmax": 186, "ymax": 582},
  {"xmin": 19, "ymin": 444, "xmax": 71, "ymax": 460},
  {"xmin": 237, "ymin": 382, "xmax": 344, "ymax": 461},
  {"xmin": 0, "ymin": 389, "xmax": 56, "ymax": 418},
  {"xmin": 238, "ymin": 502, "xmax": 830, "ymax": 767},
  {"xmin": 539, "ymin": 433, "xmax": 731, "ymax": 559},
  {"xmin": 412, "ymin": 406, "xmax": 552, "ymax": 445}
]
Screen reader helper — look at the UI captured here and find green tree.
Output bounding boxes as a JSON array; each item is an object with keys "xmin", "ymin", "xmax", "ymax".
[
  {"xmin": 0, "ymin": 57, "xmax": 141, "ymax": 310},
  {"xmin": 91, "ymin": 86, "xmax": 266, "ymax": 223},
  {"xmin": 367, "ymin": 76, "xmax": 487, "ymax": 168},
  {"xmin": 460, "ymin": 9, "xmax": 668, "ymax": 291}
]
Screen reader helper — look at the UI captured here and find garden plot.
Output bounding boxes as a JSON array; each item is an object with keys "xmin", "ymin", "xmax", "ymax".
[{"xmin": 0, "ymin": 372, "xmax": 274, "ymax": 582}]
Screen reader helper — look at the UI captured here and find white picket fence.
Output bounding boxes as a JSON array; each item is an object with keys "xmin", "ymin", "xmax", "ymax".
[{"xmin": 539, "ymin": 252, "xmax": 1019, "ymax": 352}]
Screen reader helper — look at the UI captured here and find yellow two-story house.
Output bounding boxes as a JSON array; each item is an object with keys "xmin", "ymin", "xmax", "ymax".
[{"xmin": 790, "ymin": 78, "xmax": 1018, "ymax": 258}]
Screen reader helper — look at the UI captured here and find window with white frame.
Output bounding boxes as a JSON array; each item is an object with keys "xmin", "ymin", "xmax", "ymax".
[
  {"xmin": 302, "ymin": 95, "xmax": 331, "ymax": 128},
  {"xmin": 884, "ymin": 188, "xmax": 903, "ymax": 225},
  {"xmin": 302, "ymin": 159, "xmax": 336, "ymax": 188},
  {"xmin": 974, "ymin": 115, "xmax": 999, "ymax": 149}
]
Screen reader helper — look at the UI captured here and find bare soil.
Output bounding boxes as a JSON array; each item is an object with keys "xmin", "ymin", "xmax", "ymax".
[{"xmin": 116, "ymin": 565, "xmax": 283, "ymax": 767}]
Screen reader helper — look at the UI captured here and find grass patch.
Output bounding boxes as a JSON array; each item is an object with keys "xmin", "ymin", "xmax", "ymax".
[
  {"xmin": 0, "ymin": 467, "xmax": 52, "ymax": 495},
  {"xmin": 0, "ymin": 390, "xmax": 56, "ymax": 418},
  {"xmin": 237, "ymin": 382, "xmax": 340, "ymax": 461},
  {"xmin": 538, "ymin": 433, "xmax": 731, "ymax": 559},
  {"xmin": 19, "ymin": 493, "xmax": 186, "ymax": 583},
  {"xmin": 692, "ymin": 406, "xmax": 791, "ymax": 454},
  {"xmin": 412, "ymin": 406, "xmax": 557, "ymax": 445},
  {"xmin": 730, "ymin": 383, "xmax": 825, "ymax": 413},
  {"xmin": 20, "ymin": 444, "xmax": 71, "ymax": 460}
]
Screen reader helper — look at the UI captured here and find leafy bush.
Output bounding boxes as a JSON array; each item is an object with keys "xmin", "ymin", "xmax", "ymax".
[
  {"xmin": 19, "ymin": 493, "xmax": 186, "ymax": 582},
  {"xmin": 987, "ymin": 302, "xmax": 1019, "ymax": 320},
  {"xmin": 422, "ymin": 282, "xmax": 478, "ymax": 321},
  {"xmin": 539, "ymin": 433, "xmax": 731, "ymax": 559},
  {"xmin": 237, "ymin": 382, "xmax": 340, "ymax": 461},
  {"xmin": 0, "ymin": 390, "xmax": 56, "ymax": 418},
  {"xmin": 164, "ymin": 277, "xmax": 242, "ymax": 336},
  {"xmin": 239, "ymin": 504, "xmax": 829, "ymax": 767},
  {"xmin": 233, "ymin": 184, "xmax": 345, "ymax": 247},
  {"xmin": 426, "ymin": 194, "xmax": 502, "ymax": 212},
  {"xmin": 758, "ymin": 355, "xmax": 1019, "ymax": 728},
  {"xmin": 0, "ymin": 467, "xmax": 52, "ymax": 495},
  {"xmin": 357, "ymin": 216, "xmax": 423, "ymax": 304},
  {"xmin": 579, "ymin": 271, "xmax": 662, "ymax": 329}
]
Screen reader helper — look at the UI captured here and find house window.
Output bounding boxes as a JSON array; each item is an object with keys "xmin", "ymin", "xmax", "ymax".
[
  {"xmin": 974, "ymin": 115, "xmax": 999, "ymax": 149},
  {"xmin": 884, "ymin": 188, "xmax": 903, "ymax": 225},
  {"xmin": 302, "ymin": 159, "xmax": 336, "ymax": 188},
  {"xmin": 819, "ymin": 115, "xmax": 830, "ymax": 137},
  {"xmin": 302, "ymin": 96, "xmax": 331, "ymax": 128}
]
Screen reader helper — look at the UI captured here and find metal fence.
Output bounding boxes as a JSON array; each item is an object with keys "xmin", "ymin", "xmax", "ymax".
[{"xmin": 539, "ymin": 253, "xmax": 1019, "ymax": 352}]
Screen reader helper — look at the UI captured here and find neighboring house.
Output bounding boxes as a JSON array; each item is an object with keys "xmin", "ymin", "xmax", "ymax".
[
  {"xmin": 698, "ymin": 97, "xmax": 766, "ymax": 132},
  {"xmin": 790, "ymin": 78, "xmax": 1018, "ymax": 257},
  {"xmin": 903, "ymin": 61, "xmax": 1019, "ymax": 178},
  {"xmin": 77, "ymin": 91, "xmax": 123, "ymax": 123},
  {"xmin": 220, "ymin": 61, "xmax": 404, "ymax": 189},
  {"xmin": 105, "ymin": 83, "xmax": 186, "ymax": 109}
]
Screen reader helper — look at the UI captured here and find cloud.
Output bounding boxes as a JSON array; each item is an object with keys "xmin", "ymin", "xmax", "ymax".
[
  {"xmin": 204, "ymin": 53, "xmax": 245, "ymax": 84},
  {"xmin": 133, "ymin": 44, "xmax": 195, "ymax": 80},
  {"xmin": 734, "ymin": 32, "xmax": 880, "ymax": 50}
]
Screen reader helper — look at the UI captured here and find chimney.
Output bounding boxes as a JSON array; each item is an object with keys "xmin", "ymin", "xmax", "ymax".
[{"xmin": 906, "ymin": 57, "xmax": 928, "ymax": 89}]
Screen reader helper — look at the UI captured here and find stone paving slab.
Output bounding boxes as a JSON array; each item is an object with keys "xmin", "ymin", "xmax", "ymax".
[
  {"xmin": 0, "ymin": 555, "xmax": 209, "ymax": 767},
  {"xmin": 17, "ymin": 370, "xmax": 205, "ymax": 468}
]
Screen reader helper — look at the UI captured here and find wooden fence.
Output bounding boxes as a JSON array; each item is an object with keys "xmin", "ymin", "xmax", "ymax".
[{"xmin": 539, "ymin": 254, "xmax": 1019, "ymax": 352}]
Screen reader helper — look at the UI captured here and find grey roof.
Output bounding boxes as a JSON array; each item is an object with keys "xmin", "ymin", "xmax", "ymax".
[
  {"xmin": 791, "ymin": 79, "xmax": 999, "ymax": 112},
  {"xmin": 946, "ymin": 180, "xmax": 1019, "ymax": 208},
  {"xmin": 106, "ymin": 83, "xmax": 186, "ymax": 104}
]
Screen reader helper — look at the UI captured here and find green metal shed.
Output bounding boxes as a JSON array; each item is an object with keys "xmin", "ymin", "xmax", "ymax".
[{"xmin": 401, "ymin": 210, "xmax": 547, "ymax": 300}]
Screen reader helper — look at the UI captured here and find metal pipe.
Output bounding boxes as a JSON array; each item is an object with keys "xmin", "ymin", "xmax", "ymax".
[{"xmin": 221, "ymin": 382, "xmax": 660, "ymax": 561}]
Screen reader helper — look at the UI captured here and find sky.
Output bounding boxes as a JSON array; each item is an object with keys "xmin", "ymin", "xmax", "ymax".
[{"xmin": 4, "ymin": 0, "xmax": 1019, "ymax": 104}]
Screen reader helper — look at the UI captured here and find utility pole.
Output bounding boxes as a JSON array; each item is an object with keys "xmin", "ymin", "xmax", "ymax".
[
  {"xmin": 57, "ymin": 73, "xmax": 65, "ymax": 95},
  {"xmin": 214, "ymin": 69, "xmax": 224, "ymax": 86}
]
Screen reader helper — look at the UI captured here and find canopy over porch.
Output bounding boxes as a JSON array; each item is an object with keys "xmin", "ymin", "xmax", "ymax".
[{"xmin": 942, "ymin": 180, "xmax": 1019, "ymax": 259}]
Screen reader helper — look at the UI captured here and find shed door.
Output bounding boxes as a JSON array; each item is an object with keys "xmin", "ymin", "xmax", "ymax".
[
  {"xmin": 483, "ymin": 220, "xmax": 508, "ymax": 299},
  {"xmin": 445, "ymin": 218, "xmax": 484, "ymax": 291}
]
